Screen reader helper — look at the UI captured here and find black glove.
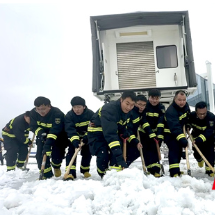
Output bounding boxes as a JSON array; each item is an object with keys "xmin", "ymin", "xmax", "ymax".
[
  {"xmin": 28, "ymin": 139, "xmax": 33, "ymax": 146},
  {"xmin": 120, "ymin": 130, "xmax": 130, "ymax": 140},
  {"xmin": 116, "ymin": 155, "xmax": 128, "ymax": 168},
  {"xmin": 82, "ymin": 135, "xmax": 88, "ymax": 145},
  {"xmin": 180, "ymin": 138, "xmax": 188, "ymax": 148},
  {"xmin": 194, "ymin": 137, "xmax": 203, "ymax": 145},
  {"xmin": 41, "ymin": 133, "xmax": 47, "ymax": 142},
  {"xmin": 42, "ymin": 144, "xmax": 52, "ymax": 156},
  {"xmin": 73, "ymin": 140, "xmax": 80, "ymax": 148}
]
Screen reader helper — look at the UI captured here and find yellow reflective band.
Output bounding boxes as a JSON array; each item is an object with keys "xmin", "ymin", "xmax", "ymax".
[
  {"xmin": 7, "ymin": 165, "xmax": 16, "ymax": 170},
  {"xmin": 24, "ymin": 134, "xmax": 29, "ymax": 137},
  {"xmin": 2, "ymin": 131, "xmax": 15, "ymax": 138},
  {"xmin": 70, "ymin": 136, "xmax": 80, "ymax": 142},
  {"xmin": 176, "ymin": 134, "xmax": 186, "ymax": 141},
  {"xmin": 44, "ymin": 167, "xmax": 52, "ymax": 173},
  {"xmin": 157, "ymin": 135, "xmax": 164, "ymax": 139},
  {"xmin": 132, "ymin": 117, "xmax": 140, "ymax": 124},
  {"xmin": 109, "ymin": 141, "xmax": 120, "ymax": 148},
  {"xmin": 17, "ymin": 160, "xmax": 25, "ymax": 163},
  {"xmin": 146, "ymin": 112, "xmax": 159, "ymax": 117},
  {"xmin": 118, "ymin": 120, "xmax": 127, "ymax": 125},
  {"xmin": 98, "ymin": 107, "xmax": 102, "ymax": 117},
  {"xmin": 192, "ymin": 124, "xmax": 207, "ymax": 131},
  {"xmin": 65, "ymin": 165, "xmax": 76, "ymax": 171},
  {"xmin": 75, "ymin": 121, "xmax": 90, "ymax": 127},
  {"xmin": 81, "ymin": 165, "xmax": 90, "ymax": 170},
  {"xmin": 152, "ymin": 128, "xmax": 157, "ymax": 132},
  {"xmin": 179, "ymin": 113, "xmax": 187, "ymax": 120},
  {"xmin": 109, "ymin": 166, "xmax": 122, "ymax": 171},
  {"xmin": 142, "ymin": 122, "xmax": 150, "ymax": 129},
  {"xmin": 128, "ymin": 135, "xmax": 135, "ymax": 143},
  {"xmin": 157, "ymin": 123, "xmax": 164, "ymax": 128},
  {"xmin": 51, "ymin": 161, "xmax": 62, "ymax": 167},
  {"xmin": 97, "ymin": 167, "xmax": 106, "ymax": 174},
  {"xmin": 47, "ymin": 134, "xmax": 57, "ymax": 140},
  {"xmin": 37, "ymin": 121, "xmax": 52, "ymax": 128},
  {"xmin": 146, "ymin": 164, "xmax": 152, "ymax": 169},
  {"xmin": 127, "ymin": 118, "xmax": 130, "ymax": 123},
  {"xmin": 205, "ymin": 166, "xmax": 211, "ymax": 171},
  {"xmin": 24, "ymin": 138, "xmax": 29, "ymax": 144},
  {"xmin": 9, "ymin": 119, "xmax": 15, "ymax": 129},
  {"xmin": 151, "ymin": 163, "xmax": 161, "ymax": 168},
  {"xmin": 35, "ymin": 127, "xmax": 43, "ymax": 135},
  {"xmin": 169, "ymin": 163, "xmax": 179, "ymax": 169},
  {"xmin": 164, "ymin": 129, "xmax": 171, "ymax": 133},
  {"xmin": 199, "ymin": 134, "xmax": 206, "ymax": 142},
  {"xmin": 138, "ymin": 127, "xmax": 145, "ymax": 133},
  {"xmin": 87, "ymin": 127, "xmax": 103, "ymax": 132},
  {"xmin": 149, "ymin": 133, "xmax": 156, "ymax": 138}
]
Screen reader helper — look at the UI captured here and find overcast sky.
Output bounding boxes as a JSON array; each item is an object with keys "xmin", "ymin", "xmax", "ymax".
[{"xmin": 0, "ymin": 0, "xmax": 214, "ymax": 134}]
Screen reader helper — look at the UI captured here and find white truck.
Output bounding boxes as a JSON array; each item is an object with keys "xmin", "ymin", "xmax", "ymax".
[{"xmin": 90, "ymin": 11, "xmax": 197, "ymax": 104}]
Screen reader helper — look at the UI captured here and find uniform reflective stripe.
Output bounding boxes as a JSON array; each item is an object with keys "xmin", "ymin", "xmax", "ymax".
[
  {"xmin": 179, "ymin": 113, "xmax": 187, "ymax": 120},
  {"xmin": 199, "ymin": 134, "xmax": 206, "ymax": 142},
  {"xmin": 164, "ymin": 129, "xmax": 171, "ymax": 133},
  {"xmin": 51, "ymin": 161, "xmax": 61, "ymax": 167},
  {"xmin": 24, "ymin": 134, "xmax": 29, "ymax": 136},
  {"xmin": 109, "ymin": 141, "xmax": 120, "ymax": 148},
  {"xmin": 17, "ymin": 160, "xmax": 25, "ymax": 163},
  {"xmin": 97, "ymin": 167, "xmax": 105, "ymax": 174},
  {"xmin": 37, "ymin": 121, "xmax": 52, "ymax": 128},
  {"xmin": 157, "ymin": 123, "xmax": 164, "ymax": 128},
  {"xmin": 169, "ymin": 163, "xmax": 179, "ymax": 169},
  {"xmin": 24, "ymin": 137, "xmax": 29, "ymax": 144},
  {"xmin": 70, "ymin": 136, "xmax": 80, "ymax": 142},
  {"xmin": 149, "ymin": 133, "xmax": 156, "ymax": 138},
  {"xmin": 44, "ymin": 167, "xmax": 52, "ymax": 173},
  {"xmin": 192, "ymin": 124, "xmax": 207, "ymax": 131},
  {"xmin": 9, "ymin": 119, "xmax": 15, "ymax": 129},
  {"xmin": 152, "ymin": 128, "xmax": 157, "ymax": 132},
  {"xmin": 146, "ymin": 164, "xmax": 151, "ymax": 169},
  {"xmin": 80, "ymin": 165, "xmax": 90, "ymax": 170},
  {"xmin": 7, "ymin": 165, "xmax": 16, "ymax": 170},
  {"xmin": 87, "ymin": 127, "xmax": 103, "ymax": 132},
  {"xmin": 109, "ymin": 166, "xmax": 122, "ymax": 171},
  {"xmin": 150, "ymin": 163, "xmax": 161, "ymax": 168},
  {"xmin": 176, "ymin": 134, "xmax": 186, "ymax": 141},
  {"xmin": 65, "ymin": 165, "xmax": 76, "ymax": 170},
  {"xmin": 98, "ymin": 107, "xmax": 102, "ymax": 117},
  {"xmin": 157, "ymin": 135, "xmax": 164, "ymax": 139},
  {"xmin": 2, "ymin": 131, "xmax": 15, "ymax": 137},
  {"xmin": 118, "ymin": 120, "xmax": 128, "ymax": 125},
  {"xmin": 47, "ymin": 134, "xmax": 57, "ymax": 140},
  {"xmin": 139, "ymin": 128, "xmax": 145, "ymax": 133},
  {"xmin": 128, "ymin": 135, "xmax": 136, "ymax": 143},
  {"xmin": 142, "ymin": 122, "xmax": 150, "ymax": 129},
  {"xmin": 205, "ymin": 166, "xmax": 211, "ymax": 171},
  {"xmin": 132, "ymin": 117, "xmax": 140, "ymax": 124},
  {"xmin": 35, "ymin": 127, "xmax": 43, "ymax": 135},
  {"xmin": 146, "ymin": 112, "xmax": 159, "ymax": 117},
  {"xmin": 75, "ymin": 121, "xmax": 90, "ymax": 127}
]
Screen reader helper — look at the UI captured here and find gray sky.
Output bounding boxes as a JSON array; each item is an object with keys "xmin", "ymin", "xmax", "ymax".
[{"xmin": 0, "ymin": 0, "xmax": 214, "ymax": 134}]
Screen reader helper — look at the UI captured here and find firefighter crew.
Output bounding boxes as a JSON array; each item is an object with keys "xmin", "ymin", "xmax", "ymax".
[
  {"xmin": 138, "ymin": 89, "xmax": 165, "ymax": 177},
  {"xmin": 64, "ymin": 96, "xmax": 94, "ymax": 180},
  {"xmin": 189, "ymin": 101, "xmax": 215, "ymax": 177},
  {"xmin": 30, "ymin": 96, "xmax": 69, "ymax": 179},
  {"xmin": 2, "ymin": 111, "xmax": 31, "ymax": 171},
  {"xmin": 0, "ymin": 138, "xmax": 4, "ymax": 165},
  {"xmin": 126, "ymin": 95, "xmax": 147, "ymax": 166},
  {"xmin": 164, "ymin": 90, "xmax": 190, "ymax": 177},
  {"xmin": 88, "ymin": 91, "xmax": 136, "ymax": 178}
]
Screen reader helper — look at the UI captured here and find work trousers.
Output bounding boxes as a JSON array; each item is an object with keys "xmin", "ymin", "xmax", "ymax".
[{"xmin": 2, "ymin": 135, "xmax": 28, "ymax": 171}]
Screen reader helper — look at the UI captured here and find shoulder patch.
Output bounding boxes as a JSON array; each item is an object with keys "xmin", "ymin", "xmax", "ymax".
[
  {"xmin": 209, "ymin": 121, "xmax": 214, "ymax": 127},
  {"xmin": 55, "ymin": 118, "xmax": 61, "ymax": 124}
]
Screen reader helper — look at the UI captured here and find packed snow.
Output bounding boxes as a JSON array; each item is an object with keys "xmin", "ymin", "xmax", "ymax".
[{"xmin": 0, "ymin": 152, "xmax": 215, "ymax": 215}]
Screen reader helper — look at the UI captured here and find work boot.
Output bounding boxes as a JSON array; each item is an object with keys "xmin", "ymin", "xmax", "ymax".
[
  {"xmin": 154, "ymin": 172, "xmax": 161, "ymax": 178},
  {"xmin": 54, "ymin": 168, "xmax": 61, "ymax": 177},
  {"xmin": 198, "ymin": 160, "xmax": 204, "ymax": 168},
  {"xmin": 64, "ymin": 174, "xmax": 74, "ymax": 181},
  {"xmin": 206, "ymin": 170, "xmax": 214, "ymax": 177},
  {"xmin": 17, "ymin": 166, "xmax": 30, "ymax": 171},
  {"xmin": 173, "ymin": 173, "xmax": 179, "ymax": 177},
  {"xmin": 83, "ymin": 172, "xmax": 91, "ymax": 178}
]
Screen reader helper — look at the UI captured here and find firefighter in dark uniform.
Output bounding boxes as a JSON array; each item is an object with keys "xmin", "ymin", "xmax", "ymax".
[
  {"xmin": 126, "ymin": 95, "xmax": 147, "ymax": 166},
  {"xmin": 0, "ymin": 138, "xmax": 4, "ymax": 165},
  {"xmin": 30, "ymin": 96, "xmax": 69, "ymax": 179},
  {"xmin": 139, "ymin": 89, "xmax": 165, "ymax": 177},
  {"xmin": 64, "ymin": 96, "xmax": 94, "ymax": 180},
  {"xmin": 2, "ymin": 111, "xmax": 31, "ymax": 171},
  {"xmin": 164, "ymin": 90, "xmax": 190, "ymax": 177},
  {"xmin": 88, "ymin": 91, "xmax": 136, "ymax": 178},
  {"xmin": 189, "ymin": 101, "xmax": 215, "ymax": 177}
]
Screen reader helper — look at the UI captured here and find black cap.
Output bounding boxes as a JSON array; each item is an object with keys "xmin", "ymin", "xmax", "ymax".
[
  {"xmin": 70, "ymin": 96, "xmax": 85, "ymax": 106},
  {"xmin": 148, "ymin": 89, "xmax": 161, "ymax": 97}
]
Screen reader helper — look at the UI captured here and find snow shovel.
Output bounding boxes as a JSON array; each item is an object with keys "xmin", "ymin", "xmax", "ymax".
[
  {"xmin": 183, "ymin": 125, "xmax": 191, "ymax": 176},
  {"xmin": 23, "ymin": 134, "xmax": 36, "ymax": 171},
  {"xmin": 187, "ymin": 129, "xmax": 215, "ymax": 174},
  {"xmin": 63, "ymin": 141, "xmax": 84, "ymax": 180},
  {"xmin": 123, "ymin": 138, "xmax": 127, "ymax": 162},
  {"xmin": 154, "ymin": 138, "xmax": 165, "ymax": 175},
  {"xmin": 39, "ymin": 154, "xmax": 47, "ymax": 180}
]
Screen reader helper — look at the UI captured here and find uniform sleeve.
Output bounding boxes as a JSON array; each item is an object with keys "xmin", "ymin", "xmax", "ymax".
[
  {"xmin": 12, "ymin": 118, "xmax": 30, "ymax": 144},
  {"xmin": 127, "ymin": 113, "xmax": 140, "ymax": 145},
  {"xmin": 65, "ymin": 112, "xmax": 79, "ymax": 145},
  {"xmin": 140, "ymin": 113, "xmax": 156, "ymax": 139},
  {"xmin": 100, "ymin": 108, "xmax": 121, "ymax": 150},
  {"xmin": 156, "ymin": 105, "xmax": 166, "ymax": 139},
  {"xmin": 165, "ymin": 109, "xmax": 186, "ymax": 143},
  {"xmin": 30, "ymin": 110, "xmax": 45, "ymax": 137}
]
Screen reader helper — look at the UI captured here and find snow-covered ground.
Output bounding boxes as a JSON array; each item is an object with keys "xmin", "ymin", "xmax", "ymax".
[{"xmin": 0, "ymin": 153, "xmax": 215, "ymax": 215}]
